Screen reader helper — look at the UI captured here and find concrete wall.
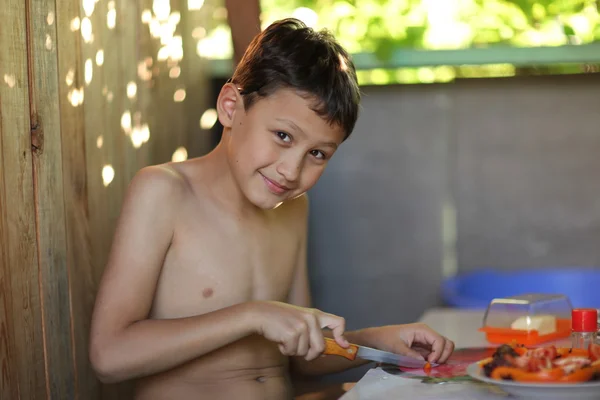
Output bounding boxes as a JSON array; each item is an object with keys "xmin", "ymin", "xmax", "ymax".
[{"xmin": 307, "ymin": 73, "xmax": 600, "ymax": 332}]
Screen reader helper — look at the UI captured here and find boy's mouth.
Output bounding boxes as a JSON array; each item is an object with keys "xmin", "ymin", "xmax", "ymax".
[{"xmin": 260, "ymin": 173, "xmax": 290, "ymax": 195}]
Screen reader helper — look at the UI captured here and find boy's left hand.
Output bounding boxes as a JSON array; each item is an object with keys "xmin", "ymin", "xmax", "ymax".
[{"xmin": 358, "ymin": 323, "xmax": 455, "ymax": 364}]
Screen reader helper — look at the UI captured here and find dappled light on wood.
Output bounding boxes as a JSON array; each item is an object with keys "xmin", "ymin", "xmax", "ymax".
[
  {"xmin": 127, "ymin": 82, "xmax": 137, "ymax": 99},
  {"xmin": 107, "ymin": 1, "xmax": 117, "ymax": 29},
  {"xmin": 131, "ymin": 124, "xmax": 150, "ymax": 149},
  {"xmin": 121, "ymin": 111, "xmax": 132, "ymax": 134},
  {"xmin": 142, "ymin": 9, "xmax": 152, "ymax": 24},
  {"xmin": 102, "ymin": 165, "xmax": 115, "ymax": 187},
  {"xmin": 45, "ymin": 35, "xmax": 53, "ymax": 51},
  {"xmin": 200, "ymin": 108, "xmax": 217, "ymax": 130},
  {"xmin": 70, "ymin": 17, "xmax": 80, "ymax": 31},
  {"xmin": 81, "ymin": 17, "xmax": 93, "ymax": 43},
  {"xmin": 192, "ymin": 26, "xmax": 206, "ymax": 39},
  {"xmin": 83, "ymin": 0, "xmax": 95, "ymax": 17},
  {"xmin": 65, "ymin": 69, "xmax": 74, "ymax": 86},
  {"xmin": 153, "ymin": 0, "xmax": 171, "ymax": 21},
  {"xmin": 96, "ymin": 50, "xmax": 104, "ymax": 66},
  {"xmin": 172, "ymin": 146, "xmax": 188, "ymax": 162},
  {"xmin": 0, "ymin": 1, "xmax": 213, "ymax": 397},
  {"xmin": 169, "ymin": 66, "xmax": 181, "ymax": 78},
  {"xmin": 187, "ymin": 0, "xmax": 205, "ymax": 11},
  {"xmin": 4, "ymin": 74, "xmax": 16, "ymax": 88},
  {"xmin": 84, "ymin": 59, "xmax": 93, "ymax": 85},
  {"xmin": 173, "ymin": 88, "xmax": 186, "ymax": 102},
  {"xmin": 68, "ymin": 88, "xmax": 84, "ymax": 107},
  {"xmin": 138, "ymin": 59, "xmax": 153, "ymax": 81}
]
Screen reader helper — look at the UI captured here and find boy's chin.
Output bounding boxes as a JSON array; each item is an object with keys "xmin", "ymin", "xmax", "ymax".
[
  {"xmin": 249, "ymin": 195, "xmax": 285, "ymax": 210},
  {"xmin": 244, "ymin": 188, "xmax": 288, "ymax": 210}
]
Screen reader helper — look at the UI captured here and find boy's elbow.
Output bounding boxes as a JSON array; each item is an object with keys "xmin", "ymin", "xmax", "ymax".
[{"xmin": 89, "ymin": 339, "xmax": 127, "ymax": 384}]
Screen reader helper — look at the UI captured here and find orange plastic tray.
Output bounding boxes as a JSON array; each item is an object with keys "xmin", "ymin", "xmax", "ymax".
[{"xmin": 479, "ymin": 318, "xmax": 571, "ymax": 346}]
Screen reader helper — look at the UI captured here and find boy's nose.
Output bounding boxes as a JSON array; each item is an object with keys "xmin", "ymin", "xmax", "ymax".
[{"xmin": 276, "ymin": 157, "xmax": 303, "ymax": 183}]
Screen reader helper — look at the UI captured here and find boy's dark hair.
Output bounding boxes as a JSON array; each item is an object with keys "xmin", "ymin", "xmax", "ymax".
[{"xmin": 230, "ymin": 18, "xmax": 361, "ymax": 139}]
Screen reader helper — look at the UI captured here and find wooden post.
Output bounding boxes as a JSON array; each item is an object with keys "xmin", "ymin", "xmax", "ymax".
[
  {"xmin": 0, "ymin": 0, "xmax": 50, "ymax": 398},
  {"xmin": 25, "ymin": 0, "xmax": 76, "ymax": 397}
]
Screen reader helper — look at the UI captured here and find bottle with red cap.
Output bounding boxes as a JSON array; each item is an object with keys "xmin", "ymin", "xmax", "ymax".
[{"xmin": 571, "ymin": 308, "xmax": 598, "ymax": 349}]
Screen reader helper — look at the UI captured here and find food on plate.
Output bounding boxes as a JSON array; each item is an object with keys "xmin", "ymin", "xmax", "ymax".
[
  {"xmin": 480, "ymin": 342, "xmax": 600, "ymax": 383},
  {"xmin": 423, "ymin": 362, "xmax": 432, "ymax": 373}
]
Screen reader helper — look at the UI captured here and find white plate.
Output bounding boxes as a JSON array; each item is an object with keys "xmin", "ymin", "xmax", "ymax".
[{"xmin": 466, "ymin": 363, "xmax": 600, "ymax": 399}]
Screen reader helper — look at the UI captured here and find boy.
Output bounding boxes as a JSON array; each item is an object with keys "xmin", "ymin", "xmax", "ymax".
[{"xmin": 89, "ymin": 18, "xmax": 454, "ymax": 400}]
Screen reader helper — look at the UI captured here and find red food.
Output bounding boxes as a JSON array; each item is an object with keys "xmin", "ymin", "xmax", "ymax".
[
  {"xmin": 423, "ymin": 362, "xmax": 432, "ymax": 373},
  {"xmin": 482, "ymin": 343, "xmax": 600, "ymax": 384},
  {"xmin": 527, "ymin": 345, "xmax": 557, "ymax": 360},
  {"xmin": 491, "ymin": 366, "xmax": 564, "ymax": 383}
]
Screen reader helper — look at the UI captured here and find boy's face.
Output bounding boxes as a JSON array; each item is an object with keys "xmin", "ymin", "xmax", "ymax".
[{"xmin": 224, "ymin": 87, "xmax": 346, "ymax": 209}]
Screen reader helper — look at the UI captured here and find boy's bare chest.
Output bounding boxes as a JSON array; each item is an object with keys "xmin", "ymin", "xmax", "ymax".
[{"xmin": 150, "ymin": 211, "xmax": 301, "ymax": 318}]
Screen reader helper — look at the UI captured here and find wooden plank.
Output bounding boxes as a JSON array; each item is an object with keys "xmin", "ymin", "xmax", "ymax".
[
  {"xmin": 92, "ymin": 0, "xmax": 125, "ymax": 244},
  {"xmin": 79, "ymin": 0, "xmax": 109, "ymax": 295},
  {"xmin": 181, "ymin": 0, "xmax": 213, "ymax": 158},
  {"xmin": 144, "ymin": 0, "xmax": 184, "ymax": 165},
  {"xmin": 25, "ymin": 0, "xmax": 76, "ymax": 397},
  {"xmin": 119, "ymin": 0, "xmax": 143, "ymax": 185},
  {"xmin": 0, "ymin": 59, "xmax": 22, "ymax": 400},
  {"xmin": 55, "ymin": 0, "xmax": 100, "ymax": 398},
  {"xmin": 97, "ymin": 1, "xmax": 132, "ymax": 398},
  {"xmin": 134, "ymin": 0, "xmax": 158, "ymax": 172},
  {"xmin": 0, "ymin": 1, "xmax": 47, "ymax": 398}
]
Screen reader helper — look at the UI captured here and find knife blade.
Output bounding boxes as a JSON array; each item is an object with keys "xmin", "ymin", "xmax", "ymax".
[{"xmin": 323, "ymin": 337, "xmax": 436, "ymax": 369}]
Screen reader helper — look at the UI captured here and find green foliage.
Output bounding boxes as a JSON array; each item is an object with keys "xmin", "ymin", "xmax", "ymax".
[
  {"xmin": 203, "ymin": 1, "xmax": 600, "ymax": 84},
  {"xmin": 258, "ymin": 0, "xmax": 600, "ymax": 63}
]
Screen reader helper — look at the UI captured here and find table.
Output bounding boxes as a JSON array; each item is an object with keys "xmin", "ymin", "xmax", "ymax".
[{"xmin": 339, "ymin": 308, "xmax": 572, "ymax": 399}]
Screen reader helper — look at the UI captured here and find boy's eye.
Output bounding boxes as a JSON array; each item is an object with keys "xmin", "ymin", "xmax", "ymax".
[
  {"xmin": 310, "ymin": 150, "xmax": 327, "ymax": 160},
  {"xmin": 276, "ymin": 131, "xmax": 291, "ymax": 143}
]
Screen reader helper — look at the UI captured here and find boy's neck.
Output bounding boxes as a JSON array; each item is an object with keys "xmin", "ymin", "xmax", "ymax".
[{"xmin": 202, "ymin": 139, "xmax": 265, "ymax": 217}]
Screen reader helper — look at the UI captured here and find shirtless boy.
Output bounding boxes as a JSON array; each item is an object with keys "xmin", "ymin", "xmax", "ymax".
[{"xmin": 89, "ymin": 18, "xmax": 455, "ymax": 400}]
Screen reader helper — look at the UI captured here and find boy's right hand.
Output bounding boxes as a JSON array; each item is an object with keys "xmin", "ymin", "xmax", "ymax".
[{"xmin": 249, "ymin": 301, "xmax": 348, "ymax": 361}]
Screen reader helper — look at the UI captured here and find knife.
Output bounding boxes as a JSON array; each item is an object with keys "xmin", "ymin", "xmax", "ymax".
[{"xmin": 323, "ymin": 337, "xmax": 436, "ymax": 369}]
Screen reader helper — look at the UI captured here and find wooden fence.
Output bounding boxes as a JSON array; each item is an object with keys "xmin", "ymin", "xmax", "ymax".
[{"xmin": 0, "ymin": 0, "xmax": 215, "ymax": 398}]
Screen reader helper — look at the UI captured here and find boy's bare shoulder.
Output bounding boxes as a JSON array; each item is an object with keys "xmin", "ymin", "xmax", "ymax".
[{"xmin": 125, "ymin": 164, "xmax": 191, "ymax": 207}]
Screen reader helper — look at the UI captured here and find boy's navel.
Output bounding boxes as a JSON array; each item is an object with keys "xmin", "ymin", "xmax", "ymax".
[{"xmin": 202, "ymin": 287, "xmax": 214, "ymax": 298}]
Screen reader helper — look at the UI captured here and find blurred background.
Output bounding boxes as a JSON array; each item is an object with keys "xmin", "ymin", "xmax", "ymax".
[{"xmin": 1, "ymin": 0, "xmax": 599, "ymax": 398}]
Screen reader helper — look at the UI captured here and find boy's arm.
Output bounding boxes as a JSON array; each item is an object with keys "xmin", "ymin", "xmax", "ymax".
[
  {"xmin": 89, "ymin": 166, "xmax": 257, "ymax": 383},
  {"xmin": 287, "ymin": 196, "xmax": 371, "ymax": 377},
  {"xmin": 288, "ymin": 198, "xmax": 455, "ymax": 377}
]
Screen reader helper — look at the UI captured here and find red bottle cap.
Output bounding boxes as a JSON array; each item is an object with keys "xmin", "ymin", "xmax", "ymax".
[{"xmin": 572, "ymin": 308, "xmax": 598, "ymax": 332}]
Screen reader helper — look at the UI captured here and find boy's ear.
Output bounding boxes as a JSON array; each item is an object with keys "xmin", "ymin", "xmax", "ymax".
[{"xmin": 217, "ymin": 83, "xmax": 242, "ymax": 129}]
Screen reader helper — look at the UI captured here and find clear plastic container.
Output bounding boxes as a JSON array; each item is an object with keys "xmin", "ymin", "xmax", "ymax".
[{"xmin": 479, "ymin": 293, "xmax": 573, "ymax": 346}]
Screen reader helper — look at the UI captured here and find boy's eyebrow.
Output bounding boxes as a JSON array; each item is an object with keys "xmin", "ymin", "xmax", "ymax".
[
  {"xmin": 275, "ymin": 117, "xmax": 339, "ymax": 149},
  {"xmin": 275, "ymin": 117, "xmax": 304, "ymax": 134}
]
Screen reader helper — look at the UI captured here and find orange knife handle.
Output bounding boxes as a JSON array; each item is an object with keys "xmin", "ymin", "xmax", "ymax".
[{"xmin": 323, "ymin": 337, "xmax": 359, "ymax": 361}]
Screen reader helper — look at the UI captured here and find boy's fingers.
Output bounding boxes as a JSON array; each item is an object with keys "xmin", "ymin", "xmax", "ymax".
[
  {"xmin": 297, "ymin": 326, "xmax": 309, "ymax": 357},
  {"xmin": 414, "ymin": 328, "xmax": 445, "ymax": 363},
  {"xmin": 394, "ymin": 342, "xmax": 426, "ymax": 361},
  {"xmin": 278, "ymin": 343, "xmax": 291, "ymax": 356},
  {"xmin": 319, "ymin": 313, "xmax": 348, "ymax": 347},
  {"xmin": 280, "ymin": 332, "xmax": 300, "ymax": 356},
  {"xmin": 437, "ymin": 339, "xmax": 455, "ymax": 363},
  {"xmin": 428, "ymin": 336, "xmax": 446, "ymax": 363},
  {"xmin": 305, "ymin": 315, "xmax": 324, "ymax": 361}
]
